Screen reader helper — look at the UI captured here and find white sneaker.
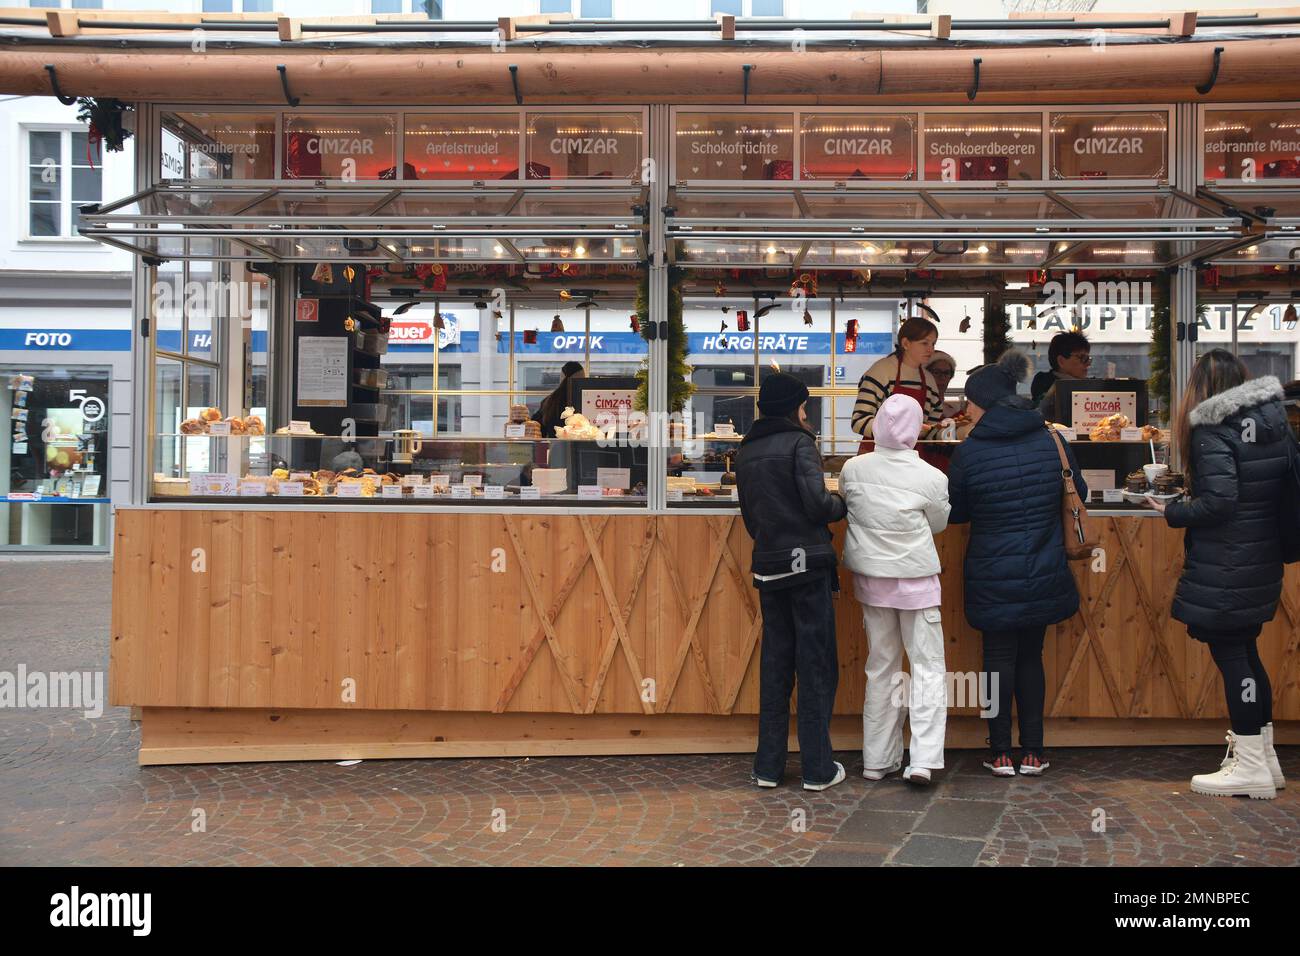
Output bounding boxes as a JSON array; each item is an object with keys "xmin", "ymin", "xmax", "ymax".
[
  {"xmin": 1192, "ymin": 733, "xmax": 1277, "ymax": 800},
  {"xmin": 1264, "ymin": 723, "xmax": 1287, "ymax": 790},
  {"xmin": 902, "ymin": 766, "xmax": 932, "ymax": 786},
  {"xmin": 752, "ymin": 775, "xmax": 779, "ymax": 789},
  {"xmin": 803, "ymin": 761, "xmax": 846, "ymax": 792},
  {"xmin": 862, "ymin": 760, "xmax": 903, "ymax": 781}
]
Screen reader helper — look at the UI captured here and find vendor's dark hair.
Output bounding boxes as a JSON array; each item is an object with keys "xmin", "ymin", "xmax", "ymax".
[
  {"xmin": 895, "ymin": 316, "xmax": 938, "ymax": 358},
  {"xmin": 538, "ymin": 361, "xmax": 585, "ymax": 426},
  {"xmin": 1048, "ymin": 331, "xmax": 1090, "ymax": 371},
  {"xmin": 1176, "ymin": 349, "xmax": 1247, "ymax": 480}
]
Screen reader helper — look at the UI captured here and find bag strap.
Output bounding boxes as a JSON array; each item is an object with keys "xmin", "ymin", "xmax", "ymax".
[{"xmin": 1045, "ymin": 425, "xmax": 1074, "ymax": 481}]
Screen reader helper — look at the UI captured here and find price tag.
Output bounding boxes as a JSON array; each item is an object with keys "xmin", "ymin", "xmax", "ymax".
[
  {"xmin": 451, "ymin": 485, "xmax": 472, "ymax": 499},
  {"xmin": 381, "ymin": 484, "xmax": 403, "ymax": 499},
  {"xmin": 1102, "ymin": 488, "xmax": 1125, "ymax": 504},
  {"xmin": 413, "ymin": 485, "xmax": 435, "ymax": 499},
  {"xmin": 12, "ymin": 442, "xmax": 27, "ymax": 455},
  {"xmin": 1120, "ymin": 427, "xmax": 1142, "ymax": 442},
  {"xmin": 519, "ymin": 486, "xmax": 541, "ymax": 500},
  {"xmin": 462, "ymin": 474, "xmax": 483, "ymax": 488},
  {"xmin": 578, "ymin": 485, "xmax": 602, "ymax": 499},
  {"xmin": 279, "ymin": 481, "xmax": 304, "ymax": 497},
  {"xmin": 289, "ymin": 420, "xmax": 314, "ymax": 435},
  {"xmin": 667, "ymin": 489, "xmax": 684, "ymax": 502},
  {"xmin": 429, "ymin": 475, "xmax": 450, "ymax": 488},
  {"xmin": 239, "ymin": 480, "xmax": 267, "ymax": 497},
  {"xmin": 401, "ymin": 474, "xmax": 424, "ymax": 487},
  {"xmin": 289, "ymin": 472, "xmax": 312, "ymax": 481},
  {"xmin": 1056, "ymin": 427, "xmax": 1078, "ymax": 442},
  {"xmin": 207, "ymin": 421, "xmax": 231, "ymax": 436},
  {"xmin": 336, "ymin": 482, "xmax": 364, "ymax": 498},
  {"xmin": 505, "ymin": 424, "xmax": 526, "ymax": 439},
  {"xmin": 484, "ymin": 485, "xmax": 504, "ymax": 499},
  {"xmin": 596, "ymin": 467, "xmax": 630, "ymax": 490},
  {"xmin": 208, "ymin": 474, "xmax": 239, "ymax": 496}
]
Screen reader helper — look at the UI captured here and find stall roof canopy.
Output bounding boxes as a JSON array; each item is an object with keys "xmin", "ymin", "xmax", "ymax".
[
  {"xmin": 1199, "ymin": 188, "xmax": 1300, "ymax": 266},
  {"xmin": 5, "ymin": 10, "xmax": 1300, "ymax": 103},
  {"xmin": 79, "ymin": 182, "xmax": 648, "ymax": 264},
  {"xmin": 666, "ymin": 185, "xmax": 1243, "ymax": 270}
]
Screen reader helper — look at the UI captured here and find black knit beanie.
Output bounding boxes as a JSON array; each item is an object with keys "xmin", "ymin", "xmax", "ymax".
[{"xmin": 757, "ymin": 372, "xmax": 810, "ymax": 416}]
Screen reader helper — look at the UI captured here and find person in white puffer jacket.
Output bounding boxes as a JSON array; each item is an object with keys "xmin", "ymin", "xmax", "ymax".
[{"xmin": 841, "ymin": 393, "xmax": 951, "ymax": 786}]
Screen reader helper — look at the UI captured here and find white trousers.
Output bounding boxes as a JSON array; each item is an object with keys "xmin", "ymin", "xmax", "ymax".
[{"xmin": 861, "ymin": 604, "xmax": 948, "ymax": 770}]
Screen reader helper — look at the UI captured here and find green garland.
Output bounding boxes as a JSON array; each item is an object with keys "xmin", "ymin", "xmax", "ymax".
[{"xmin": 634, "ymin": 266, "xmax": 694, "ymax": 414}]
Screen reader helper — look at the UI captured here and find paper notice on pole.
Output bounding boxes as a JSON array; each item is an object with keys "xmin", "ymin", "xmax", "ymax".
[{"xmin": 297, "ymin": 336, "xmax": 349, "ymax": 407}]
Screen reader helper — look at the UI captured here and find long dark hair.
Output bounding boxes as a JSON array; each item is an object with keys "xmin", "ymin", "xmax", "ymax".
[
  {"xmin": 538, "ymin": 360, "xmax": 584, "ymax": 426},
  {"xmin": 1175, "ymin": 348, "xmax": 1248, "ymax": 479}
]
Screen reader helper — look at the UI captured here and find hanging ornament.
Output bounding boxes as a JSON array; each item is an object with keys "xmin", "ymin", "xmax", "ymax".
[
  {"xmin": 719, "ymin": 319, "xmax": 729, "ymax": 332},
  {"xmin": 420, "ymin": 263, "xmax": 447, "ymax": 292},
  {"xmin": 959, "ymin": 307, "xmax": 971, "ymax": 334},
  {"xmin": 434, "ymin": 313, "xmax": 446, "ymax": 331},
  {"xmin": 630, "ymin": 314, "xmax": 641, "ymax": 334},
  {"xmin": 559, "ymin": 290, "xmax": 573, "ymax": 301},
  {"xmin": 523, "ymin": 328, "xmax": 538, "ymax": 344},
  {"xmin": 551, "ymin": 315, "xmax": 565, "ymax": 333},
  {"xmin": 802, "ymin": 309, "xmax": 813, "ymax": 327},
  {"xmin": 344, "ymin": 317, "xmax": 358, "ymax": 332},
  {"xmin": 790, "ymin": 272, "xmax": 818, "ymax": 298},
  {"xmin": 343, "ymin": 266, "xmax": 356, "ymax": 285},
  {"xmin": 1204, "ymin": 266, "xmax": 1221, "ymax": 289},
  {"xmin": 1285, "ymin": 303, "xmax": 1298, "ymax": 327},
  {"xmin": 736, "ymin": 310, "xmax": 749, "ymax": 332},
  {"xmin": 714, "ymin": 280, "xmax": 728, "ymax": 297},
  {"xmin": 844, "ymin": 318, "xmax": 859, "ymax": 353},
  {"xmin": 311, "ymin": 262, "xmax": 334, "ymax": 285}
]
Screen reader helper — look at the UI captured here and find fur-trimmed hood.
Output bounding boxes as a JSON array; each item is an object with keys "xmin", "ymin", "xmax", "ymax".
[{"xmin": 1188, "ymin": 375, "xmax": 1284, "ymax": 427}]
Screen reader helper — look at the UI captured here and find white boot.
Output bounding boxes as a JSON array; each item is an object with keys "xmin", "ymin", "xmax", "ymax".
[
  {"xmin": 1263, "ymin": 723, "xmax": 1286, "ymax": 790},
  {"xmin": 1192, "ymin": 733, "xmax": 1276, "ymax": 800}
]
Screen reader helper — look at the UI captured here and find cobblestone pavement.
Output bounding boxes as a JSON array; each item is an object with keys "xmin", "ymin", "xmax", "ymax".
[{"xmin": 1, "ymin": 557, "xmax": 1296, "ymax": 867}]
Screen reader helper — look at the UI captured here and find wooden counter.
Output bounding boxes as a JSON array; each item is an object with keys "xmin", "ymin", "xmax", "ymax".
[{"xmin": 110, "ymin": 508, "xmax": 1299, "ymax": 765}]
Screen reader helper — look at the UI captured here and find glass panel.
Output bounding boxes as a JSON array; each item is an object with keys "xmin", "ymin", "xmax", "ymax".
[
  {"xmin": 675, "ymin": 238, "xmax": 801, "ymax": 267},
  {"xmin": 751, "ymin": 0, "xmax": 783, "ymax": 14},
  {"xmin": 379, "ymin": 191, "xmax": 517, "ymax": 218},
  {"xmin": 800, "ymin": 113, "xmax": 917, "ymax": 182},
  {"xmin": 153, "ymin": 356, "xmax": 183, "ymax": 479},
  {"xmin": 508, "ymin": 236, "xmax": 641, "ymax": 262},
  {"xmin": 922, "ymin": 112, "xmax": 1043, "ymax": 182},
  {"xmin": 672, "ymin": 192, "xmax": 801, "ymax": 220},
  {"xmin": 402, "ymin": 113, "xmax": 521, "ymax": 180},
  {"xmin": 801, "ymin": 192, "xmax": 932, "ymax": 221},
  {"xmin": 283, "ymin": 114, "xmax": 397, "ymax": 181},
  {"xmin": 1056, "ymin": 191, "xmax": 1209, "ymax": 221},
  {"xmin": 372, "ymin": 0, "xmax": 402, "ymax": 11},
  {"xmin": 28, "ymin": 130, "xmax": 60, "ymax": 165},
  {"xmin": 162, "ymin": 111, "xmax": 278, "ymax": 180},
  {"xmin": 514, "ymin": 191, "xmax": 642, "ymax": 218},
  {"xmin": 930, "ymin": 192, "xmax": 1071, "ymax": 222},
  {"xmin": 1202, "ymin": 108, "xmax": 1300, "ymax": 183},
  {"xmin": 2, "ymin": 366, "xmax": 110, "ymax": 501},
  {"xmin": 1049, "ymin": 111, "xmax": 1169, "ymax": 181},
  {"xmin": 581, "ymin": 0, "xmax": 611, "ymax": 15},
  {"xmin": 525, "ymin": 112, "xmax": 644, "ymax": 180},
  {"xmin": 71, "ymin": 165, "xmax": 101, "ymax": 204},
  {"xmin": 29, "ymin": 166, "xmax": 59, "ymax": 204},
  {"xmin": 239, "ymin": 190, "xmax": 398, "ymax": 219},
  {"xmin": 801, "ymin": 240, "xmax": 935, "ymax": 268},
  {"xmin": 29, "ymin": 202, "xmax": 59, "ymax": 237},
  {"xmin": 1052, "ymin": 241, "xmax": 1167, "ymax": 267},
  {"xmin": 1212, "ymin": 238, "xmax": 1300, "ymax": 263},
  {"xmin": 675, "ymin": 112, "xmax": 795, "ymax": 182}
]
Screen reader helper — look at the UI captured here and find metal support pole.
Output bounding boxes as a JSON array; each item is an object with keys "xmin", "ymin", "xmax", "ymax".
[{"xmin": 648, "ymin": 103, "xmax": 670, "ymax": 513}]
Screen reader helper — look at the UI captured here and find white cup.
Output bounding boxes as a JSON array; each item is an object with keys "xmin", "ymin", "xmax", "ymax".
[{"xmin": 1143, "ymin": 463, "xmax": 1168, "ymax": 485}]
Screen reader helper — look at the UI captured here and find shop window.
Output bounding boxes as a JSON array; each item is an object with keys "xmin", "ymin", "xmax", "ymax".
[
  {"xmin": 282, "ymin": 114, "xmax": 397, "ymax": 181},
  {"xmin": 674, "ymin": 112, "xmax": 795, "ymax": 183},
  {"xmin": 582, "ymin": 0, "xmax": 612, "ymax": 15},
  {"xmin": 1049, "ymin": 110, "xmax": 1169, "ymax": 182},
  {"xmin": 525, "ymin": 112, "xmax": 644, "ymax": 181},
  {"xmin": 29, "ymin": 1, "xmax": 104, "ymax": 7},
  {"xmin": 403, "ymin": 113, "xmax": 521, "ymax": 181},
  {"xmin": 25, "ymin": 128, "xmax": 101, "ymax": 239},
  {"xmin": 201, "ymin": 0, "xmax": 272, "ymax": 11},
  {"xmin": 162, "ymin": 111, "xmax": 277, "ymax": 181},
  {"xmin": 371, "ymin": 0, "xmax": 443, "ymax": 15},
  {"xmin": 3, "ymin": 367, "xmax": 111, "ymax": 550},
  {"xmin": 540, "ymin": 0, "xmax": 571, "ymax": 12},
  {"xmin": 710, "ymin": 0, "xmax": 783, "ymax": 14}
]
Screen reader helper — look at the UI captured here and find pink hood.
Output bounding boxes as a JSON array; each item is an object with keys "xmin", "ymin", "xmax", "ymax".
[{"xmin": 874, "ymin": 393, "xmax": 923, "ymax": 450}]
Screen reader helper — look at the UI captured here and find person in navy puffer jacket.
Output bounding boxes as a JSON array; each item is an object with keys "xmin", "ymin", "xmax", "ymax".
[{"xmin": 947, "ymin": 349, "xmax": 1087, "ymax": 778}]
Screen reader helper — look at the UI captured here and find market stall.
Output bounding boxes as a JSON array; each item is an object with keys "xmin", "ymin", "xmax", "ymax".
[{"xmin": 2, "ymin": 11, "xmax": 1298, "ymax": 763}]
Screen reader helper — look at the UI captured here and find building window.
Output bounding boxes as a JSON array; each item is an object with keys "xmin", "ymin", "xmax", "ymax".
[
  {"xmin": 26, "ymin": 128, "xmax": 101, "ymax": 239},
  {"xmin": 28, "ymin": 0, "xmax": 104, "ymax": 7},
  {"xmin": 201, "ymin": 0, "xmax": 234, "ymax": 11},
  {"xmin": 581, "ymin": 0, "xmax": 612, "ymax": 16},
  {"xmin": 371, "ymin": 0, "xmax": 443, "ymax": 14},
  {"xmin": 540, "ymin": 0, "xmax": 571, "ymax": 12},
  {"xmin": 711, "ymin": 0, "xmax": 784, "ymax": 14}
]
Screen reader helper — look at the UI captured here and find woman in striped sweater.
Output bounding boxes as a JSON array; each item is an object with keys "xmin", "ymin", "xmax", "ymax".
[{"xmin": 851, "ymin": 316, "xmax": 945, "ymax": 449}]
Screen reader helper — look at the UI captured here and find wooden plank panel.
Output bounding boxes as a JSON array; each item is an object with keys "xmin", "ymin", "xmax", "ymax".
[{"xmin": 109, "ymin": 509, "xmax": 1300, "ymax": 723}]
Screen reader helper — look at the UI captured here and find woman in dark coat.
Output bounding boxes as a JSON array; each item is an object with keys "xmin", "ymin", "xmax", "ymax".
[
  {"xmin": 947, "ymin": 349, "xmax": 1086, "ymax": 777},
  {"xmin": 1146, "ymin": 349, "xmax": 1288, "ymax": 799}
]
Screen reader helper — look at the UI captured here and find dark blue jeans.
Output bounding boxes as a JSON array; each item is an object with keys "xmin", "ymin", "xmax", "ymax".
[
  {"xmin": 754, "ymin": 571, "xmax": 839, "ymax": 785},
  {"xmin": 981, "ymin": 626, "xmax": 1046, "ymax": 755}
]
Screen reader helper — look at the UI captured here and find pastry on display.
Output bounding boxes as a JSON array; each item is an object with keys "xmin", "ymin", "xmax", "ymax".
[
  {"xmin": 180, "ymin": 417, "xmax": 206, "ymax": 435},
  {"xmin": 200, "ymin": 407, "xmax": 223, "ymax": 423},
  {"xmin": 225, "ymin": 416, "xmax": 247, "ymax": 435},
  {"xmin": 1089, "ymin": 413, "xmax": 1132, "ymax": 442},
  {"xmin": 244, "ymin": 415, "xmax": 265, "ymax": 436},
  {"xmin": 720, "ymin": 472, "xmax": 737, "ymax": 486},
  {"xmin": 554, "ymin": 406, "xmax": 602, "ymax": 440},
  {"xmin": 522, "ymin": 420, "xmax": 542, "ymax": 439},
  {"xmin": 509, "ymin": 404, "xmax": 530, "ymax": 423},
  {"xmin": 1140, "ymin": 424, "xmax": 1169, "ymax": 443},
  {"xmin": 152, "ymin": 476, "xmax": 191, "ymax": 497},
  {"xmin": 1124, "ymin": 470, "xmax": 1147, "ymax": 494}
]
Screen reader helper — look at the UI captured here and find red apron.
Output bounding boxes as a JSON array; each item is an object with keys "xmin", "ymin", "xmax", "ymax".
[{"xmin": 857, "ymin": 363, "xmax": 949, "ymax": 472}]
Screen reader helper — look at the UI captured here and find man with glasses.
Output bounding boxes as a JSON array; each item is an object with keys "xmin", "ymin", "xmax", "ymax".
[{"xmin": 1032, "ymin": 332, "xmax": 1092, "ymax": 421}]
